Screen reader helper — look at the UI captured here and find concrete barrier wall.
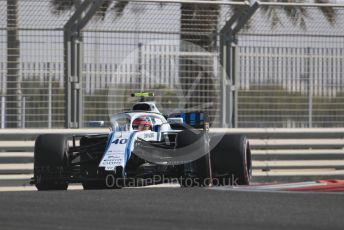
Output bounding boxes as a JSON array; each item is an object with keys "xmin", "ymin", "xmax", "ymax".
[{"xmin": 0, "ymin": 128, "xmax": 344, "ymax": 185}]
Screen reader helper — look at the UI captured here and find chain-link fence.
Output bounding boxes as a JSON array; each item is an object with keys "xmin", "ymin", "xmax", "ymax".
[
  {"xmin": 0, "ymin": 0, "xmax": 74, "ymax": 128},
  {"xmin": 0, "ymin": 0, "xmax": 343, "ymax": 128},
  {"xmin": 236, "ymin": 3, "xmax": 344, "ymax": 128},
  {"xmin": 80, "ymin": 1, "xmax": 235, "ymax": 127}
]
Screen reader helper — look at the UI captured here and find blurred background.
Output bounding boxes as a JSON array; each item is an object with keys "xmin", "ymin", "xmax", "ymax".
[
  {"xmin": 0, "ymin": 0, "xmax": 343, "ymax": 129},
  {"xmin": 1, "ymin": 0, "xmax": 344, "ymax": 186}
]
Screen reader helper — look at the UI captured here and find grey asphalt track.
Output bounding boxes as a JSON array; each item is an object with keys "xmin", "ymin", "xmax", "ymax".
[{"xmin": 0, "ymin": 188, "xmax": 343, "ymax": 230}]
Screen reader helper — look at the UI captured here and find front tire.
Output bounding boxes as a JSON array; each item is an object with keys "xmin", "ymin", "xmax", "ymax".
[
  {"xmin": 211, "ymin": 134, "xmax": 252, "ymax": 185},
  {"xmin": 34, "ymin": 134, "xmax": 69, "ymax": 191}
]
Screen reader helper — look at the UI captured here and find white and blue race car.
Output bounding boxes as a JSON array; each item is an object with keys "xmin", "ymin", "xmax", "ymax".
[{"xmin": 32, "ymin": 93, "xmax": 252, "ymax": 190}]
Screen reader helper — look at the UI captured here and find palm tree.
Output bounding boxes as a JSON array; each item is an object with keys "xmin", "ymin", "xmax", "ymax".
[
  {"xmin": 6, "ymin": 0, "xmax": 21, "ymax": 128},
  {"xmin": 51, "ymin": 0, "xmax": 128, "ymax": 17},
  {"xmin": 261, "ymin": 0, "xmax": 336, "ymax": 29},
  {"xmin": 50, "ymin": 0, "xmax": 337, "ymax": 34}
]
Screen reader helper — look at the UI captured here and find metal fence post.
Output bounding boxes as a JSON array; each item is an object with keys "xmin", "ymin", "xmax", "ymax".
[
  {"xmin": 220, "ymin": 2, "xmax": 259, "ymax": 128},
  {"xmin": 6, "ymin": 0, "xmax": 21, "ymax": 128},
  {"xmin": 306, "ymin": 47, "xmax": 313, "ymax": 128},
  {"xmin": 78, "ymin": 35, "xmax": 84, "ymax": 128},
  {"xmin": 1, "ymin": 96, "xmax": 5, "ymax": 128},
  {"xmin": 220, "ymin": 40, "xmax": 227, "ymax": 128},
  {"xmin": 138, "ymin": 43, "xmax": 143, "ymax": 91},
  {"xmin": 48, "ymin": 62, "xmax": 52, "ymax": 128},
  {"xmin": 64, "ymin": 30, "xmax": 72, "ymax": 128},
  {"xmin": 21, "ymin": 96, "xmax": 25, "ymax": 128},
  {"xmin": 232, "ymin": 42, "xmax": 238, "ymax": 128},
  {"xmin": 64, "ymin": 0, "xmax": 105, "ymax": 128},
  {"xmin": 226, "ymin": 33, "xmax": 235, "ymax": 128}
]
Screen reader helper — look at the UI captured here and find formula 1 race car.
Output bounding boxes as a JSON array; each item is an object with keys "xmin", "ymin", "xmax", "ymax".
[{"xmin": 32, "ymin": 92, "xmax": 252, "ymax": 190}]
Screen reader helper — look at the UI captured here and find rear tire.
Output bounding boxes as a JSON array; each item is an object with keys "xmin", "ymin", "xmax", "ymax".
[
  {"xmin": 211, "ymin": 134, "xmax": 252, "ymax": 185},
  {"xmin": 34, "ymin": 134, "xmax": 69, "ymax": 191},
  {"xmin": 177, "ymin": 129, "xmax": 210, "ymax": 187}
]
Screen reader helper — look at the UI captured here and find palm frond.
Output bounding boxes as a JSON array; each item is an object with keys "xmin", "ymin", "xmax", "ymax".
[
  {"xmin": 50, "ymin": 0, "xmax": 74, "ymax": 14},
  {"xmin": 315, "ymin": 0, "xmax": 336, "ymax": 25},
  {"xmin": 260, "ymin": 0, "xmax": 336, "ymax": 29},
  {"xmin": 284, "ymin": 4, "xmax": 308, "ymax": 29},
  {"xmin": 269, "ymin": 6, "xmax": 283, "ymax": 29},
  {"xmin": 112, "ymin": 1, "xmax": 129, "ymax": 18},
  {"xmin": 95, "ymin": 0, "xmax": 113, "ymax": 19}
]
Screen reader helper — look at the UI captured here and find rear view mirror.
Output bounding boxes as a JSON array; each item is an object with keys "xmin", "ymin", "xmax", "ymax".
[
  {"xmin": 88, "ymin": 121, "xmax": 105, "ymax": 127},
  {"xmin": 167, "ymin": 117, "xmax": 184, "ymax": 125}
]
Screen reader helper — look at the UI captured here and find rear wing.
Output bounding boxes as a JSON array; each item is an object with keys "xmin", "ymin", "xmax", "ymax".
[{"xmin": 168, "ymin": 111, "xmax": 209, "ymax": 130}]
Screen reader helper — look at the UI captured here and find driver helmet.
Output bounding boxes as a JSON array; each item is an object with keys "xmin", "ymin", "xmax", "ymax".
[{"xmin": 132, "ymin": 116, "xmax": 152, "ymax": 131}]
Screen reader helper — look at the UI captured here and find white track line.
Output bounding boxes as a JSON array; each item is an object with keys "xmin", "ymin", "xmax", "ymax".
[
  {"xmin": 0, "ymin": 163, "xmax": 33, "ymax": 170},
  {"xmin": 0, "ymin": 152, "xmax": 33, "ymax": 157},
  {"xmin": 0, "ymin": 185, "xmax": 84, "ymax": 192},
  {"xmin": 127, "ymin": 183, "xmax": 181, "ymax": 189},
  {"xmin": 0, "ymin": 174, "xmax": 33, "ymax": 179},
  {"xmin": 253, "ymin": 169, "xmax": 344, "ymax": 176},
  {"xmin": 0, "ymin": 183, "xmax": 180, "ymax": 192},
  {"xmin": 253, "ymin": 160, "xmax": 344, "ymax": 167}
]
